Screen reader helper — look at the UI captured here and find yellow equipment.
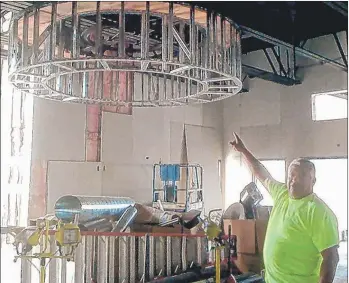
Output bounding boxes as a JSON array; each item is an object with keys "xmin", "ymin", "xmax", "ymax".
[
  {"xmin": 202, "ymin": 209, "xmax": 224, "ymax": 283},
  {"xmin": 12, "ymin": 215, "xmax": 81, "ymax": 283}
]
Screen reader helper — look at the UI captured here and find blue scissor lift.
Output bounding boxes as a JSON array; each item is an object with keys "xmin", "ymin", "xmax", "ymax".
[{"xmin": 152, "ymin": 164, "xmax": 204, "ymax": 212}]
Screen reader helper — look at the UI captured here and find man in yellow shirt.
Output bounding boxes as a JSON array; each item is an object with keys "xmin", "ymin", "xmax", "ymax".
[{"xmin": 230, "ymin": 133, "xmax": 339, "ymax": 283}]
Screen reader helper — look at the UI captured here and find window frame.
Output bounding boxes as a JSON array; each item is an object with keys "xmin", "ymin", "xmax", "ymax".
[{"xmin": 311, "ymin": 90, "xmax": 348, "ymax": 121}]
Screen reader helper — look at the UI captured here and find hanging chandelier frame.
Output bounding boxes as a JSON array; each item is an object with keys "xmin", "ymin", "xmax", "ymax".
[{"xmin": 8, "ymin": 2, "xmax": 242, "ymax": 107}]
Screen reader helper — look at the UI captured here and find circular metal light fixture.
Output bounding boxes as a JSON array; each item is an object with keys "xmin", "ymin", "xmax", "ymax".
[{"xmin": 8, "ymin": 2, "xmax": 242, "ymax": 107}]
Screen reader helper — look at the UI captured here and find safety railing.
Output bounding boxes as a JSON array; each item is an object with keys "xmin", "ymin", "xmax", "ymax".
[{"xmin": 20, "ymin": 231, "xmax": 209, "ymax": 283}]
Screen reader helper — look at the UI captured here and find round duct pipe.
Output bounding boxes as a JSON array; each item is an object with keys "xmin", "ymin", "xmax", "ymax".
[{"xmin": 54, "ymin": 195, "xmax": 135, "ymax": 222}]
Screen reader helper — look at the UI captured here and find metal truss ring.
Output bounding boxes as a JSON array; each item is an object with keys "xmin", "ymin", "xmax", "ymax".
[
  {"xmin": 9, "ymin": 58, "xmax": 242, "ymax": 107},
  {"xmin": 7, "ymin": 1, "xmax": 242, "ymax": 107}
]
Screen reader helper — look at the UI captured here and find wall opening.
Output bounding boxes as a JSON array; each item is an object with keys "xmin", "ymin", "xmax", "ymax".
[
  {"xmin": 225, "ymin": 156, "xmax": 286, "ymax": 207},
  {"xmin": 1, "ymin": 59, "xmax": 34, "ymax": 283},
  {"xmin": 312, "ymin": 90, "xmax": 348, "ymax": 121},
  {"xmin": 310, "ymin": 158, "xmax": 348, "ymax": 233}
]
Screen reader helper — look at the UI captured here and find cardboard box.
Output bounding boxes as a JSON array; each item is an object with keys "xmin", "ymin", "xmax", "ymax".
[
  {"xmin": 255, "ymin": 220, "xmax": 268, "ymax": 253},
  {"xmin": 223, "ymin": 219, "xmax": 268, "ymax": 254},
  {"xmin": 234, "ymin": 253, "xmax": 264, "ymax": 274}
]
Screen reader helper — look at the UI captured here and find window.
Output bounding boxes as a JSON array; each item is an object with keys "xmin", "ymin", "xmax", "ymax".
[
  {"xmin": 255, "ymin": 160, "xmax": 286, "ymax": 206},
  {"xmin": 310, "ymin": 158, "xmax": 347, "ymax": 233},
  {"xmin": 225, "ymin": 155, "xmax": 253, "ymax": 208},
  {"xmin": 225, "ymin": 156, "xmax": 286, "ymax": 207},
  {"xmin": 312, "ymin": 90, "xmax": 348, "ymax": 121}
]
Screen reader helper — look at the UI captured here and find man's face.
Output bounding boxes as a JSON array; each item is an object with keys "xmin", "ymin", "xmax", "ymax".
[{"xmin": 287, "ymin": 162, "xmax": 315, "ymax": 199}]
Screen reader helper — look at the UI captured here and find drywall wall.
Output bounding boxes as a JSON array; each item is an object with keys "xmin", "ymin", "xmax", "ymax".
[
  {"xmin": 30, "ymin": 89, "xmax": 224, "ymax": 216},
  {"xmin": 223, "ymin": 32, "xmax": 348, "ymax": 206},
  {"xmin": 29, "ymin": 32, "xmax": 347, "ymax": 215}
]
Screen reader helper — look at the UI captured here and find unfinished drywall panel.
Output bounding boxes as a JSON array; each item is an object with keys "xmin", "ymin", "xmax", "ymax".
[
  {"xmin": 240, "ymin": 124, "xmax": 283, "ymax": 159},
  {"xmin": 132, "ymin": 107, "xmax": 169, "ymax": 164},
  {"xmin": 31, "ymin": 98, "xmax": 86, "ymax": 161},
  {"xmin": 101, "ymin": 112, "xmax": 133, "ymax": 163},
  {"xmin": 46, "ymin": 161, "xmax": 102, "ymax": 214},
  {"xmin": 185, "ymin": 125, "xmax": 223, "ymax": 212},
  {"xmin": 101, "ymin": 163, "xmax": 153, "ymax": 203},
  {"xmin": 202, "ymin": 101, "xmax": 224, "ymax": 130},
  {"xmin": 309, "ymin": 119, "xmax": 348, "ymax": 158},
  {"xmin": 169, "ymin": 122, "xmax": 185, "ymax": 163}
]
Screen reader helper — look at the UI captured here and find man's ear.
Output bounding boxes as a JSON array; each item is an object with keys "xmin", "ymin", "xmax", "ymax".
[{"xmin": 313, "ymin": 177, "xmax": 316, "ymax": 186}]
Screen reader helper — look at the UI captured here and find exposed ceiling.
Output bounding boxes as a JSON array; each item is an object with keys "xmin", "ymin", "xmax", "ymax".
[
  {"xmin": 1, "ymin": 1, "xmax": 347, "ymax": 87},
  {"xmin": 186, "ymin": 1, "xmax": 348, "ymax": 53}
]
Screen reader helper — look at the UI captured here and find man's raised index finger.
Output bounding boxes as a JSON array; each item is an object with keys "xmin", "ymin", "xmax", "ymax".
[{"xmin": 233, "ymin": 132, "xmax": 239, "ymax": 142}]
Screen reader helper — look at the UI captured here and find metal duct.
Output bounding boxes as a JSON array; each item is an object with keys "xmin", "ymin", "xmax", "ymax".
[{"xmin": 54, "ymin": 195, "xmax": 135, "ymax": 223}]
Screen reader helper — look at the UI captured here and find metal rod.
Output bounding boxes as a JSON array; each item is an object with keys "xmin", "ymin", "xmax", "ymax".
[
  {"xmin": 95, "ymin": 2, "xmax": 102, "ymax": 100},
  {"xmin": 129, "ymin": 236, "xmax": 136, "ymax": 282},
  {"xmin": 242, "ymin": 64, "xmax": 300, "ymax": 86},
  {"xmin": 85, "ymin": 236, "xmax": 93, "ymax": 283},
  {"xmin": 71, "ymin": 2, "xmax": 79, "ymax": 59},
  {"xmin": 212, "ymin": 12, "xmax": 217, "ymax": 70},
  {"xmin": 179, "ymin": 22, "xmax": 185, "ymax": 63},
  {"xmin": 32, "ymin": 8, "xmax": 39, "ymax": 64},
  {"xmin": 97, "ymin": 236, "xmax": 108, "ymax": 283},
  {"xmin": 162, "ymin": 15, "xmax": 168, "ymax": 71},
  {"xmin": 108, "ymin": 237, "xmax": 115, "ymax": 283},
  {"xmin": 221, "ymin": 18, "xmax": 226, "ymax": 73},
  {"xmin": 115, "ymin": 70, "xmax": 119, "ymax": 100},
  {"xmin": 194, "ymin": 25, "xmax": 199, "ymax": 79},
  {"xmin": 173, "ymin": 27, "xmax": 191, "ymax": 60},
  {"xmin": 271, "ymin": 47, "xmax": 287, "ymax": 76},
  {"xmin": 72, "ymin": 2, "xmax": 81, "ymax": 97},
  {"xmin": 74, "ymin": 236, "xmax": 85, "ymax": 283},
  {"xmin": 171, "ymin": 75, "xmax": 174, "ymax": 99},
  {"xmin": 164, "ymin": 74, "xmax": 167, "ymax": 101},
  {"xmin": 166, "ymin": 236, "xmax": 172, "ymax": 276},
  {"xmin": 323, "ymin": 1, "xmax": 348, "ymax": 17},
  {"xmin": 205, "ymin": 10, "xmax": 211, "ymax": 71},
  {"xmin": 119, "ymin": 2, "xmax": 125, "ymax": 58},
  {"xmin": 141, "ymin": 73, "xmax": 144, "ymax": 104},
  {"xmin": 236, "ymin": 28, "xmax": 242, "ymax": 79},
  {"xmin": 145, "ymin": 2, "xmax": 150, "ymax": 60},
  {"xmin": 263, "ymin": 49, "xmax": 277, "ymax": 74},
  {"xmin": 147, "ymin": 73, "xmax": 151, "ymax": 101},
  {"xmin": 333, "ymin": 33, "xmax": 348, "ymax": 67},
  {"xmin": 286, "ymin": 49, "xmax": 290, "ymax": 76},
  {"xmin": 168, "ymin": 2, "xmax": 174, "ymax": 62},
  {"xmin": 58, "ymin": 20, "xmax": 65, "ymax": 59},
  {"xmin": 109, "ymin": 69, "xmax": 115, "ymax": 101},
  {"xmin": 230, "ymin": 23, "xmax": 236, "ymax": 77},
  {"xmin": 241, "ymin": 25, "xmax": 348, "ymax": 71},
  {"xmin": 49, "ymin": 3, "xmax": 57, "ymax": 60},
  {"xmin": 190, "ymin": 5, "xmax": 195, "ymax": 64},
  {"xmin": 21, "ymin": 12, "xmax": 29, "ymax": 67},
  {"xmin": 149, "ymin": 236, "xmax": 155, "ymax": 279},
  {"xmin": 95, "ymin": 2, "xmax": 102, "ymax": 58}
]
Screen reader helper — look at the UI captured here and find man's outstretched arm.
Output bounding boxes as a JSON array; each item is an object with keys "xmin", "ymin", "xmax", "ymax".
[{"xmin": 230, "ymin": 132, "xmax": 282, "ymax": 192}]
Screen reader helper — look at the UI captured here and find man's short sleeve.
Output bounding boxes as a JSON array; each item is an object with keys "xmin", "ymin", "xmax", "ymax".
[
  {"xmin": 264, "ymin": 178, "xmax": 288, "ymax": 203},
  {"xmin": 311, "ymin": 206, "xmax": 339, "ymax": 252}
]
